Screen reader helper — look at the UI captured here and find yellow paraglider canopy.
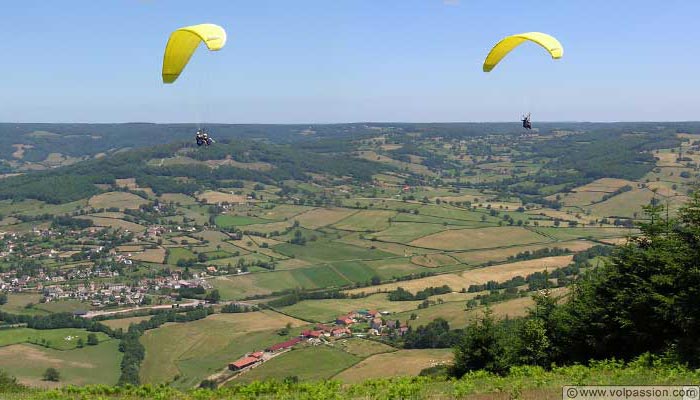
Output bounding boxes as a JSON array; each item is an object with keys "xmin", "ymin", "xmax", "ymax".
[
  {"xmin": 483, "ymin": 32, "xmax": 563, "ymax": 72},
  {"xmin": 162, "ymin": 23, "xmax": 227, "ymax": 84}
]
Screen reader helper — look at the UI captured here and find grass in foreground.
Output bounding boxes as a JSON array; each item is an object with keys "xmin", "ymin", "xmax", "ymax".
[{"xmin": 3, "ymin": 355, "xmax": 698, "ymax": 399}]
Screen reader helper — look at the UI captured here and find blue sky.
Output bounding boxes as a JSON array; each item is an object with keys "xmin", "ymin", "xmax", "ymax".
[{"xmin": 1, "ymin": 0, "xmax": 698, "ymax": 123}]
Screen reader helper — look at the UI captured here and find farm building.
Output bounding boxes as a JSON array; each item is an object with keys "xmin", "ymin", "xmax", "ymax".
[
  {"xmin": 266, "ymin": 337, "xmax": 302, "ymax": 352},
  {"xmin": 301, "ymin": 330, "xmax": 323, "ymax": 339},
  {"xmin": 250, "ymin": 351, "xmax": 264, "ymax": 359},
  {"xmin": 228, "ymin": 356, "xmax": 260, "ymax": 371}
]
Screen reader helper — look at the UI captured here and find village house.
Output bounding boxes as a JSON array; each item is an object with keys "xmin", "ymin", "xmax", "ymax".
[
  {"xmin": 331, "ymin": 327, "xmax": 351, "ymax": 338},
  {"xmin": 335, "ymin": 315, "xmax": 354, "ymax": 326},
  {"xmin": 301, "ymin": 330, "xmax": 323, "ymax": 339}
]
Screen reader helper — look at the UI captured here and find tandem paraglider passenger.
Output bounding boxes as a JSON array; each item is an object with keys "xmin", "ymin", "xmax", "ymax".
[
  {"xmin": 521, "ymin": 113, "xmax": 532, "ymax": 130},
  {"xmin": 195, "ymin": 129, "xmax": 214, "ymax": 146}
]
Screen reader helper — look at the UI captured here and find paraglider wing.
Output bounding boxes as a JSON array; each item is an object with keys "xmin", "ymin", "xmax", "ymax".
[
  {"xmin": 483, "ymin": 32, "xmax": 562, "ymax": 72},
  {"xmin": 162, "ymin": 23, "xmax": 227, "ymax": 84}
]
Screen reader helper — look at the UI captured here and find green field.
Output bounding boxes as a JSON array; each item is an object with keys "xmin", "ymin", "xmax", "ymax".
[
  {"xmin": 332, "ymin": 210, "xmax": 396, "ymax": 232},
  {"xmin": 374, "ymin": 223, "xmax": 448, "ymax": 243},
  {"xmin": 0, "ymin": 340, "xmax": 122, "ymax": 387},
  {"xmin": 33, "ymin": 300, "xmax": 90, "ymax": 314},
  {"xmin": 0, "ymin": 328, "xmax": 110, "ymax": 350},
  {"xmin": 139, "ymin": 312, "xmax": 307, "ymax": 388},
  {"xmin": 587, "ymin": 189, "xmax": 656, "ymax": 218},
  {"xmin": 534, "ymin": 227, "xmax": 634, "ymax": 241},
  {"xmin": 234, "ymin": 345, "xmax": 361, "ymax": 384},
  {"xmin": 273, "ymin": 240, "xmax": 394, "ymax": 263},
  {"xmin": 0, "ymin": 293, "xmax": 47, "ymax": 315},
  {"xmin": 166, "ymin": 247, "xmax": 196, "ymax": 264},
  {"xmin": 215, "ymin": 215, "xmax": 270, "ymax": 228}
]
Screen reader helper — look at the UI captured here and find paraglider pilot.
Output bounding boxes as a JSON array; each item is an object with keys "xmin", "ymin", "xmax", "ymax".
[{"xmin": 521, "ymin": 113, "xmax": 532, "ymax": 130}]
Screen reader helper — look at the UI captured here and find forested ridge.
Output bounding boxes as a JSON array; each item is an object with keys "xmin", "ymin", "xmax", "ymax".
[{"xmin": 0, "ymin": 140, "xmax": 391, "ymax": 203}]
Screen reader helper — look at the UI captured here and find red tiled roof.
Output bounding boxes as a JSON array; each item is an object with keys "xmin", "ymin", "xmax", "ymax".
[
  {"xmin": 266, "ymin": 337, "xmax": 301, "ymax": 352},
  {"xmin": 250, "ymin": 351, "xmax": 264, "ymax": 358},
  {"xmin": 230, "ymin": 356, "xmax": 258, "ymax": 369}
]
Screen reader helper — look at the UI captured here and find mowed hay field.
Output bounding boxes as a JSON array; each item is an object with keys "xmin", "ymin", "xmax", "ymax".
[
  {"xmin": 411, "ymin": 253, "xmax": 460, "ymax": 268},
  {"xmin": 395, "ymin": 287, "xmax": 569, "ymax": 329},
  {"xmin": 409, "ymin": 227, "xmax": 549, "ymax": 251},
  {"xmin": 572, "ymin": 178, "xmax": 636, "ymax": 193},
  {"xmin": 130, "ymin": 247, "xmax": 166, "ymax": 263},
  {"xmin": 452, "ymin": 240, "xmax": 593, "ymax": 265},
  {"xmin": 0, "ymin": 341, "xmax": 122, "ymax": 388},
  {"xmin": 235, "ymin": 346, "xmax": 360, "ymax": 384},
  {"xmin": 586, "ymin": 189, "xmax": 656, "ymax": 218},
  {"xmin": 88, "ymin": 192, "xmax": 148, "ymax": 210},
  {"xmin": 333, "ymin": 210, "xmax": 397, "ymax": 232},
  {"xmin": 293, "ymin": 208, "xmax": 357, "ymax": 229},
  {"xmin": 139, "ymin": 311, "xmax": 306, "ymax": 387},
  {"xmin": 196, "ymin": 190, "xmax": 246, "ymax": 204},
  {"xmin": 345, "ymin": 255, "xmax": 574, "ymax": 295},
  {"xmin": 396, "ymin": 295, "xmax": 537, "ymax": 329},
  {"xmin": 336, "ymin": 338, "xmax": 396, "ymax": 358},
  {"xmin": 333, "ymin": 349, "xmax": 452, "ymax": 383},
  {"xmin": 100, "ymin": 316, "xmax": 153, "ymax": 330},
  {"xmin": 87, "ymin": 216, "xmax": 146, "ymax": 232}
]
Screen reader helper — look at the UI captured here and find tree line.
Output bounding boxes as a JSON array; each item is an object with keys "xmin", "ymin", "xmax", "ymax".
[{"xmin": 449, "ymin": 195, "xmax": 700, "ymax": 377}]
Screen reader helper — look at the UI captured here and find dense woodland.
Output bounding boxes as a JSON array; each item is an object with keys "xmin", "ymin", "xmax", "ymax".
[{"xmin": 447, "ymin": 196, "xmax": 700, "ymax": 377}]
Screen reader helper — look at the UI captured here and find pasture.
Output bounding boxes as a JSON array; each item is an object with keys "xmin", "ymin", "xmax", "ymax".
[
  {"xmin": 333, "ymin": 348, "xmax": 452, "ymax": 383},
  {"xmin": 33, "ymin": 300, "xmax": 90, "ymax": 315},
  {"xmin": 409, "ymin": 226, "xmax": 549, "ymax": 251},
  {"xmin": 332, "ymin": 210, "xmax": 396, "ymax": 232},
  {"xmin": 0, "ymin": 341, "xmax": 121, "ymax": 387},
  {"xmin": 88, "ymin": 192, "xmax": 148, "ymax": 210},
  {"xmin": 87, "ymin": 216, "xmax": 146, "ymax": 232},
  {"xmin": 166, "ymin": 247, "xmax": 195, "ymax": 265},
  {"xmin": 130, "ymin": 247, "xmax": 166, "ymax": 263},
  {"xmin": 234, "ymin": 346, "xmax": 360, "ymax": 384},
  {"xmin": 374, "ymin": 223, "xmax": 448, "ymax": 243},
  {"xmin": 345, "ymin": 255, "xmax": 574, "ymax": 295},
  {"xmin": 452, "ymin": 240, "xmax": 593, "ymax": 265},
  {"xmin": 215, "ymin": 215, "xmax": 269, "ymax": 228},
  {"xmin": 273, "ymin": 241, "xmax": 393, "ymax": 263},
  {"xmin": 99, "ymin": 316, "xmax": 153, "ymax": 330},
  {"xmin": 0, "ymin": 327, "xmax": 110, "ymax": 350},
  {"xmin": 336, "ymin": 338, "xmax": 396, "ymax": 358},
  {"xmin": 196, "ymin": 191, "xmax": 246, "ymax": 204},
  {"xmin": 0, "ymin": 292, "xmax": 45, "ymax": 315},
  {"xmin": 293, "ymin": 208, "xmax": 357, "ymax": 229},
  {"xmin": 573, "ymin": 178, "xmax": 636, "ymax": 193},
  {"xmin": 140, "ymin": 311, "xmax": 306, "ymax": 387},
  {"xmin": 586, "ymin": 189, "xmax": 656, "ymax": 218}
]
